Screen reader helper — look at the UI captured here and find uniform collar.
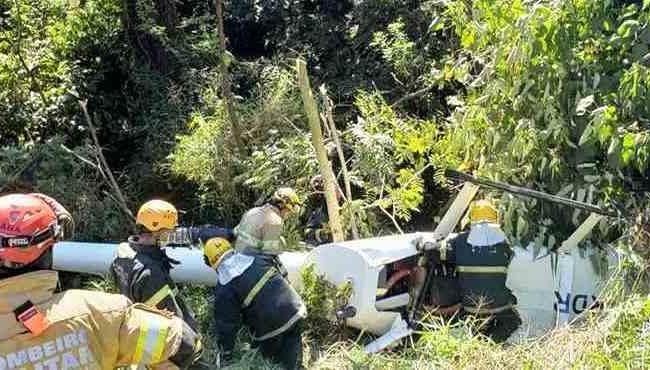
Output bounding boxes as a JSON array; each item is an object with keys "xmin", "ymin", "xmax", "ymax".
[
  {"xmin": 263, "ymin": 203, "xmax": 282, "ymax": 217},
  {"xmin": 129, "ymin": 235, "xmax": 165, "ymax": 257},
  {"xmin": 128, "ymin": 234, "xmax": 158, "ymax": 247},
  {"xmin": 129, "ymin": 236, "xmax": 180, "ymax": 268},
  {"xmin": 467, "ymin": 223, "xmax": 507, "ymax": 246}
]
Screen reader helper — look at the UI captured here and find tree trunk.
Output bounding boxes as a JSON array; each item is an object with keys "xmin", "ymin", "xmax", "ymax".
[
  {"xmin": 296, "ymin": 59, "xmax": 345, "ymax": 242},
  {"xmin": 122, "ymin": 0, "xmax": 176, "ymax": 72},
  {"xmin": 216, "ymin": 0, "xmax": 245, "ymax": 154}
]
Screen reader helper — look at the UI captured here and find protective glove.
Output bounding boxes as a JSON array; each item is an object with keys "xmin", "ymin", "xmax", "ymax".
[
  {"xmin": 412, "ymin": 234, "xmax": 441, "ymax": 251},
  {"xmin": 56, "ymin": 213, "xmax": 75, "ymax": 240}
]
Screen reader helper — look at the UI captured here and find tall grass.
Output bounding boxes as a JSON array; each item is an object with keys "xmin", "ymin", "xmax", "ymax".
[{"xmin": 79, "ymin": 256, "xmax": 650, "ymax": 369}]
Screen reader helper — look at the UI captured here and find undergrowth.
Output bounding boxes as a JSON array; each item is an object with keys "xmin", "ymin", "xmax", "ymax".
[{"xmin": 77, "ymin": 252, "xmax": 650, "ymax": 369}]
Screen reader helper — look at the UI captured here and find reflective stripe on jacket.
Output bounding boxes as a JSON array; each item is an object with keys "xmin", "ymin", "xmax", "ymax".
[
  {"xmin": 110, "ymin": 241, "xmax": 200, "ymax": 332},
  {"xmin": 213, "ymin": 254, "xmax": 306, "ymax": 354},
  {"xmin": 0, "ymin": 270, "xmax": 196, "ymax": 370},
  {"xmin": 434, "ymin": 231, "xmax": 517, "ymax": 314},
  {"xmin": 233, "ymin": 205, "xmax": 283, "ymax": 254}
]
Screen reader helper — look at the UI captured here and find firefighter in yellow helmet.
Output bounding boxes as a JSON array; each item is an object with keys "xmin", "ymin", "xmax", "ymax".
[
  {"xmin": 427, "ymin": 200, "xmax": 521, "ymax": 342},
  {"xmin": 219, "ymin": 188, "xmax": 305, "ymax": 369},
  {"xmin": 110, "ymin": 200, "xmax": 202, "ymax": 331},
  {"xmin": 111, "ymin": 200, "xmax": 232, "ymax": 334},
  {"xmin": 0, "ymin": 193, "xmax": 202, "ymax": 369}
]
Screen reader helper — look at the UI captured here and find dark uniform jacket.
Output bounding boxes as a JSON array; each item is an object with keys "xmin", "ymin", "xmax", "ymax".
[
  {"xmin": 302, "ymin": 194, "xmax": 330, "ymax": 246},
  {"xmin": 113, "ymin": 241, "xmax": 201, "ymax": 332},
  {"xmin": 431, "ymin": 230, "xmax": 517, "ymax": 314},
  {"xmin": 111, "ymin": 225, "xmax": 233, "ymax": 332},
  {"xmin": 213, "ymin": 253, "xmax": 306, "ymax": 354}
]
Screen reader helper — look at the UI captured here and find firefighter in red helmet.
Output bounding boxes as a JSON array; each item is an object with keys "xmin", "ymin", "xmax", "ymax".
[
  {"xmin": 0, "ymin": 193, "xmax": 203, "ymax": 369},
  {"xmin": 0, "ymin": 193, "xmax": 73, "ymax": 271}
]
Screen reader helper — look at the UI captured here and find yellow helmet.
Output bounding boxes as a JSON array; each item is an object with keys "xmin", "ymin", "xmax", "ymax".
[
  {"xmin": 203, "ymin": 237, "xmax": 232, "ymax": 269},
  {"xmin": 469, "ymin": 200, "xmax": 498, "ymax": 224},
  {"xmin": 271, "ymin": 187, "xmax": 301, "ymax": 212},
  {"xmin": 136, "ymin": 199, "xmax": 178, "ymax": 232}
]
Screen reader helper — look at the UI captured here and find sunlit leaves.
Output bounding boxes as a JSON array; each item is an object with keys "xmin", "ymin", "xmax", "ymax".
[
  {"xmin": 617, "ymin": 19, "xmax": 640, "ymax": 38},
  {"xmin": 0, "ymin": 0, "xmax": 122, "ymax": 144},
  {"xmin": 169, "ymin": 108, "xmax": 228, "ymax": 185},
  {"xmin": 371, "ymin": 20, "xmax": 416, "ymax": 78},
  {"xmin": 385, "ymin": 168, "xmax": 425, "ymax": 222},
  {"xmin": 350, "ymin": 91, "xmax": 437, "ymax": 224},
  {"xmin": 431, "ymin": 0, "xmax": 650, "ymax": 244}
]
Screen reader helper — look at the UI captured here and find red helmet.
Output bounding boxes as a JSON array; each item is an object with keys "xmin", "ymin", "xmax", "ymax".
[{"xmin": 0, "ymin": 194, "xmax": 58, "ymax": 266}]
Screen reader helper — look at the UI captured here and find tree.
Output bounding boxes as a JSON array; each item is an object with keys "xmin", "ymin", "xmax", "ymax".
[{"xmin": 297, "ymin": 58, "xmax": 345, "ymax": 242}]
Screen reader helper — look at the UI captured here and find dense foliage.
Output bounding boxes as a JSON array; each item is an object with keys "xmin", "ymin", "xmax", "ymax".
[
  {"xmin": 432, "ymin": 0, "xmax": 650, "ymax": 248},
  {"xmin": 3, "ymin": 0, "xmax": 650, "ymax": 366}
]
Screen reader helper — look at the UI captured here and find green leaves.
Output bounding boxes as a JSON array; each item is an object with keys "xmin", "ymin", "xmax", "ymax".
[
  {"xmin": 299, "ymin": 264, "xmax": 352, "ymax": 340},
  {"xmin": 371, "ymin": 20, "xmax": 417, "ymax": 78},
  {"xmin": 350, "ymin": 91, "xmax": 437, "ymax": 227},
  {"xmin": 169, "ymin": 65, "xmax": 311, "ymax": 219},
  {"xmin": 430, "ymin": 0, "xmax": 650, "ymax": 244},
  {"xmin": 385, "ymin": 168, "xmax": 425, "ymax": 221},
  {"xmin": 621, "ymin": 133, "xmax": 636, "ymax": 166},
  {"xmin": 617, "ymin": 19, "xmax": 640, "ymax": 38}
]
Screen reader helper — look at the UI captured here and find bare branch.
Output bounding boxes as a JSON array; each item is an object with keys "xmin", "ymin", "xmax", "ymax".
[
  {"xmin": 320, "ymin": 85, "xmax": 359, "ymax": 239},
  {"xmin": 378, "ymin": 202, "xmax": 404, "ymax": 234},
  {"xmin": 391, "ymin": 85, "xmax": 436, "ymax": 107},
  {"xmin": 297, "ymin": 59, "xmax": 345, "ymax": 242},
  {"xmin": 319, "ymin": 112, "xmax": 332, "ymax": 138},
  {"xmin": 60, "ymin": 144, "xmax": 100, "ymax": 170},
  {"xmin": 79, "ymin": 100, "xmax": 135, "ymax": 222}
]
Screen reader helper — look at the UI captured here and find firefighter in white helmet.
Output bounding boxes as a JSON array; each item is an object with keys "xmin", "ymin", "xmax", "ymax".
[
  {"xmin": 217, "ymin": 188, "xmax": 306, "ymax": 369},
  {"xmin": 0, "ymin": 193, "xmax": 203, "ymax": 369},
  {"xmin": 233, "ymin": 187, "xmax": 301, "ymax": 254}
]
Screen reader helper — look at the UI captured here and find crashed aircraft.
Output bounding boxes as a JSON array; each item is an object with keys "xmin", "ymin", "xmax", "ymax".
[{"xmin": 50, "ymin": 178, "xmax": 619, "ymax": 352}]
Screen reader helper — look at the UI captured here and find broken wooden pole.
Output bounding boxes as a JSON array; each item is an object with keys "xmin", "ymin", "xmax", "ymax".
[{"xmin": 296, "ymin": 59, "xmax": 345, "ymax": 242}]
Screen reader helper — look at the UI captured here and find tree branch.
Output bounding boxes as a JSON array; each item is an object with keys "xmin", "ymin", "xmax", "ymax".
[
  {"xmin": 320, "ymin": 85, "xmax": 359, "ymax": 239},
  {"xmin": 378, "ymin": 203, "xmax": 404, "ymax": 234},
  {"xmin": 79, "ymin": 100, "xmax": 135, "ymax": 222},
  {"xmin": 60, "ymin": 144, "xmax": 100, "ymax": 170},
  {"xmin": 391, "ymin": 85, "xmax": 436, "ymax": 107},
  {"xmin": 216, "ymin": 0, "xmax": 245, "ymax": 154}
]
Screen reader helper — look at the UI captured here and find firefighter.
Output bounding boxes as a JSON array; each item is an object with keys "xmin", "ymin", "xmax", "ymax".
[
  {"xmin": 426, "ymin": 200, "xmax": 521, "ymax": 342},
  {"xmin": 0, "ymin": 193, "xmax": 203, "ymax": 369},
  {"xmin": 0, "ymin": 193, "xmax": 73, "ymax": 272},
  {"xmin": 302, "ymin": 175, "xmax": 332, "ymax": 246},
  {"xmin": 203, "ymin": 237, "xmax": 306, "ymax": 369},
  {"xmin": 111, "ymin": 199, "xmax": 232, "ymax": 332},
  {"xmin": 233, "ymin": 187, "xmax": 301, "ymax": 254}
]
